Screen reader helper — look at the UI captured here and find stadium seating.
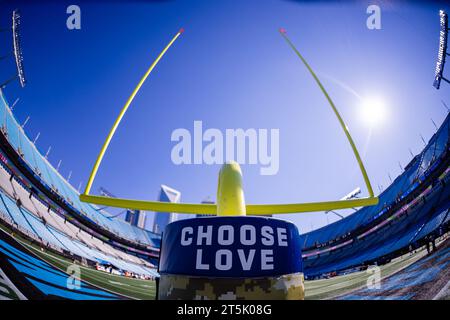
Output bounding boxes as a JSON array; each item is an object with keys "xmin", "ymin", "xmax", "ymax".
[
  {"xmin": 0, "ymin": 86, "xmax": 448, "ymax": 280},
  {"xmin": 301, "ymin": 114, "xmax": 449, "ymax": 248},
  {"xmin": 300, "ymin": 113, "xmax": 450, "ymax": 277},
  {"xmin": 0, "ymin": 184, "xmax": 157, "ymax": 277},
  {"xmin": 0, "ymin": 89, "xmax": 162, "ymax": 277},
  {"xmin": 0, "ymin": 90, "xmax": 159, "ymax": 248}
]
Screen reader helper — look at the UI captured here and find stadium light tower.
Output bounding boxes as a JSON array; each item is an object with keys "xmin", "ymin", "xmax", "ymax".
[
  {"xmin": 433, "ymin": 10, "xmax": 449, "ymax": 89},
  {"xmin": 0, "ymin": 10, "xmax": 26, "ymax": 89}
]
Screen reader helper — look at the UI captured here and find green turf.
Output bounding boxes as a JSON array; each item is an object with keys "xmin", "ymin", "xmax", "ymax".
[{"xmin": 304, "ymin": 249, "xmax": 427, "ymax": 300}]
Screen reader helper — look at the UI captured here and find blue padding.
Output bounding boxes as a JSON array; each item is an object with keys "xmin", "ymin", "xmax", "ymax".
[
  {"xmin": 11, "ymin": 260, "xmax": 116, "ymax": 297},
  {"xmin": 160, "ymin": 216, "xmax": 303, "ymax": 277},
  {"xmin": 0, "ymin": 239, "xmax": 60, "ymax": 273},
  {"xmin": 27, "ymin": 278, "xmax": 116, "ymax": 300},
  {"xmin": 0, "ymin": 239, "xmax": 118, "ymax": 299}
]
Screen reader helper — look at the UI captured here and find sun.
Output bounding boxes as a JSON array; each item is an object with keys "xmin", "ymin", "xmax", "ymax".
[{"xmin": 359, "ymin": 96, "xmax": 387, "ymax": 127}]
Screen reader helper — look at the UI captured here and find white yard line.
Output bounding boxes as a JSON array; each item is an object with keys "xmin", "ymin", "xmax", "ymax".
[
  {"xmin": 433, "ymin": 280, "xmax": 450, "ymax": 300},
  {"xmin": 0, "ymin": 268, "xmax": 27, "ymax": 300}
]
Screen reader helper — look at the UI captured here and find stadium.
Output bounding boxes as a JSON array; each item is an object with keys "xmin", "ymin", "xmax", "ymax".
[{"xmin": 0, "ymin": 1, "xmax": 449, "ymax": 301}]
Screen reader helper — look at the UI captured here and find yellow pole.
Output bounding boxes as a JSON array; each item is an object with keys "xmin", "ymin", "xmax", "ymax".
[
  {"xmin": 84, "ymin": 29, "xmax": 184, "ymax": 195},
  {"xmin": 80, "ymin": 29, "xmax": 378, "ymax": 216},
  {"xmin": 279, "ymin": 29, "xmax": 375, "ymax": 198},
  {"xmin": 216, "ymin": 162, "xmax": 246, "ymax": 216}
]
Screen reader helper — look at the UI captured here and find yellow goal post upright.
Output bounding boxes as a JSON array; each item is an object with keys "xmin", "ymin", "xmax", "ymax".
[{"xmin": 79, "ymin": 28, "xmax": 378, "ymax": 217}]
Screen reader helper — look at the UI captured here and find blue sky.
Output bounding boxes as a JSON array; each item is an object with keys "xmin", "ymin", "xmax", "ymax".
[{"xmin": 1, "ymin": 0, "xmax": 449, "ymax": 232}]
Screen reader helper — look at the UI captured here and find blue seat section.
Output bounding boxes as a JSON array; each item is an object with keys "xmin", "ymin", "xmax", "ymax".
[
  {"xmin": 0, "ymin": 94, "xmax": 20, "ymax": 152},
  {"xmin": 0, "ymin": 90, "xmax": 161, "ymax": 246},
  {"xmin": 71, "ymin": 241, "xmax": 148, "ymax": 275},
  {"xmin": 300, "ymin": 113, "xmax": 450, "ymax": 249},
  {"xmin": 18, "ymin": 131, "xmax": 41, "ymax": 178},
  {"xmin": 49, "ymin": 227, "xmax": 92, "ymax": 258},
  {"xmin": 31, "ymin": 149, "xmax": 58, "ymax": 192},
  {"xmin": 145, "ymin": 231, "xmax": 161, "ymax": 248},
  {"xmin": 304, "ymin": 179, "xmax": 450, "ymax": 277},
  {"xmin": 0, "ymin": 187, "xmax": 157, "ymax": 277},
  {"xmin": 0, "ymin": 238, "xmax": 119, "ymax": 300},
  {"xmin": 20, "ymin": 209, "xmax": 69, "ymax": 250},
  {"xmin": 412, "ymin": 209, "xmax": 449, "ymax": 241},
  {"xmin": 0, "ymin": 192, "xmax": 34, "ymax": 234}
]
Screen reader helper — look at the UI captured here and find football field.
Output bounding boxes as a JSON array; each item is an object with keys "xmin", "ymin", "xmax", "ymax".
[
  {"xmin": 18, "ymin": 233, "xmax": 428, "ymax": 300},
  {"xmin": 1, "ymin": 222, "xmax": 434, "ymax": 300},
  {"xmin": 304, "ymin": 250, "xmax": 427, "ymax": 300}
]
